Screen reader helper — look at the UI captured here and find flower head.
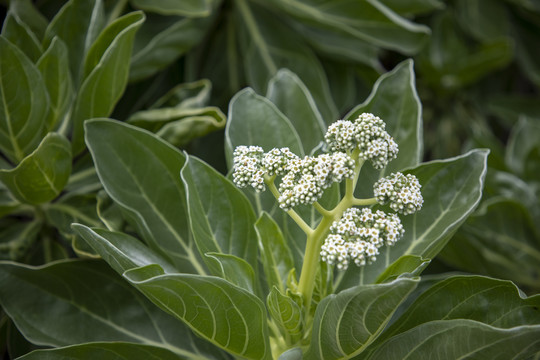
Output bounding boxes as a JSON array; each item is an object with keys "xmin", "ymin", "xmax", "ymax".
[
  {"xmin": 324, "ymin": 113, "xmax": 398, "ymax": 169},
  {"xmin": 320, "ymin": 207, "xmax": 404, "ymax": 270},
  {"xmin": 374, "ymin": 172, "xmax": 423, "ymax": 215},
  {"xmin": 232, "ymin": 145, "xmax": 265, "ymax": 192},
  {"xmin": 278, "ymin": 152, "xmax": 354, "ymax": 210}
]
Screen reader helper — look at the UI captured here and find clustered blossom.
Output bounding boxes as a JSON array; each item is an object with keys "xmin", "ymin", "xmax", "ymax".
[
  {"xmin": 320, "ymin": 208, "xmax": 404, "ymax": 270},
  {"xmin": 278, "ymin": 153, "xmax": 354, "ymax": 210},
  {"xmin": 263, "ymin": 147, "xmax": 299, "ymax": 176},
  {"xmin": 374, "ymin": 172, "xmax": 423, "ymax": 215},
  {"xmin": 232, "ymin": 146, "xmax": 265, "ymax": 191},
  {"xmin": 325, "ymin": 113, "xmax": 398, "ymax": 169}
]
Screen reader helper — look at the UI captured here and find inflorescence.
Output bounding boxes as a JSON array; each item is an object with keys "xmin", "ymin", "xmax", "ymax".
[{"xmin": 232, "ymin": 113, "xmax": 423, "ymax": 270}]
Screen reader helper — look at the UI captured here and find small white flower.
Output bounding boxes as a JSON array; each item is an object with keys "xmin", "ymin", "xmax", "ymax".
[
  {"xmin": 232, "ymin": 146, "xmax": 265, "ymax": 192},
  {"xmin": 374, "ymin": 172, "xmax": 423, "ymax": 215}
]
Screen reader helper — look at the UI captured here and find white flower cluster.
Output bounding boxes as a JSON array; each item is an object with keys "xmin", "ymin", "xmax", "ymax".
[
  {"xmin": 374, "ymin": 172, "xmax": 423, "ymax": 215},
  {"xmin": 320, "ymin": 208, "xmax": 404, "ymax": 270},
  {"xmin": 232, "ymin": 145, "xmax": 265, "ymax": 191},
  {"xmin": 278, "ymin": 153, "xmax": 354, "ymax": 210},
  {"xmin": 324, "ymin": 113, "xmax": 398, "ymax": 169},
  {"xmin": 232, "ymin": 146, "xmax": 355, "ymax": 209}
]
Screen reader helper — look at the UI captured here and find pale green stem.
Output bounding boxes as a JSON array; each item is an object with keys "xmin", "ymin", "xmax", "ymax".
[
  {"xmin": 352, "ymin": 197, "xmax": 378, "ymax": 206},
  {"xmin": 313, "ymin": 201, "xmax": 332, "ymax": 217}
]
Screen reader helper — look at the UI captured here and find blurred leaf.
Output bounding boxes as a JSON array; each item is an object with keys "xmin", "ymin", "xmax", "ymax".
[
  {"xmin": 267, "ymin": 286, "xmax": 303, "ymax": 344},
  {"xmin": 337, "ymin": 149, "xmax": 489, "ymax": 289},
  {"xmin": 149, "ymin": 79, "xmax": 212, "ymax": 109},
  {"xmin": 304, "ymin": 278, "xmax": 418, "ymax": 359},
  {"xmin": 255, "ymin": 212, "xmax": 296, "ymax": 293},
  {"xmin": 85, "ymin": 119, "xmax": 206, "ymax": 274},
  {"xmin": 18, "ymin": 343, "xmax": 187, "ymax": 360},
  {"xmin": 235, "ymin": 0, "xmax": 338, "ymax": 122},
  {"xmin": 71, "ymin": 11, "xmax": 145, "ymax": 154},
  {"xmin": 96, "ymin": 190, "xmax": 125, "ymax": 232},
  {"xmin": 440, "ymin": 199, "xmax": 540, "ymax": 290},
  {"xmin": 272, "ymin": 0, "xmax": 430, "ymax": 54},
  {"xmin": 130, "ymin": 0, "xmax": 217, "ymax": 17},
  {"xmin": 5, "ymin": 0, "xmax": 48, "ymax": 40},
  {"xmin": 379, "ymin": 0, "xmax": 444, "ymax": 15},
  {"xmin": 37, "ymin": 37, "xmax": 73, "ymax": 132},
  {"xmin": 130, "ymin": 14, "xmax": 215, "ymax": 81},
  {"xmin": 1, "ymin": 11, "xmax": 43, "ymax": 62},
  {"xmin": 278, "ymin": 348, "xmax": 303, "ymax": 360},
  {"xmin": 368, "ymin": 319, "xmax": 540, "ymax": 359},
  {"xmin": 0, "ymin": 187, "xmax": 20, "ymax": 218},
  {"xmin": 0, "ymin": 220, "xmax": 41, "ymax": 261},
  {"xmin": 0, "ymin": 133, "xmax": 71, "ymax": 205},
  {"xmin": 72, "ymin": 224, "xmax": 178, "ymax": 274},
  {"xmin": 487, "ymin": 95, "xmax": 540, "ymax": 126},
  {"xmin": 455, "ymin": 0, "xmax": 510, "ymax": 42},
  {"xmin": 180, "ymin": 155, "xmax": 258, "ymax": 273},
  {"xmin": 0, "ymin": 36, "xmax": 49, "ymax": 163},
  {"xmin": 375, "ymin": 255, "xmax": 430, "ymax": 284},
  {"xmin": 44, "ymin": 0, "xmax": 105, "ymax": 86},
  {"xmin": 0, "ymin": 260, "xmax": 226, "ymax": 359},
  {"xmin": 125, "ymin": 265, "xmax": 273, "ymax": 360},
  {"xmin": 128, "ymin": 106, "xmax": 226, "ymax": 147},
  {"xmin": 505, "ymin": 116, "xmax": 540, "ymax": 182},
  {"xmin": 266, "ymin": 69, "xmax": 326, "ymax": 153},
  {"xmin": 513, "ymin": 12, "xmax": 540, "ymax": 87}
]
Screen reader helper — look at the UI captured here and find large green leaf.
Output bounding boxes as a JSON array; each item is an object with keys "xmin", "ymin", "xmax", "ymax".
[
  {"xmin": 267, "ymin": 286, "xmax": 303, "ymax": 345},
  {"xmin": 130, "ymin": 0, "xmax": 216, "ymax": 17},
  {"xmin": 266, "ymin": 69, "xmax": 326, "ymax": 153},
  {"xmin": 71, "ymin": 11, "xmax": 145, "ymax": 154},
  {"xmin": 5, "ymin": 0, "xmax": 48, "ymax": 40},
  {"xmin": 368, "ymin": 319, "xmax": 540, "ymax": 359},
  {"xmin": 130, "ymin": 14, "xmax": 215, "ymax": 81},
  {"xmin": 336, "ymin": 149, "xmax": 489, "ymax": 289},
  {"xmin": 0, "ymin": 133, "xmax": 71, "ymax": 205},
  {"xmin": 234, "ymin": 0, "xmax": 338, "ymax": 122},
  {"xmin": 37, "ymin": 37, "xmax": 73, "ymax": 132},
  {"xmin": 379, "ymin": 0, "xmax": 444, "ymax": 15},
  {"xmin": 346, "ymin": 60, "xmax": 423, "ymax": 197},
  {"xmin": 0, "ymin": 260, "xmax": 227, "ymax": 359},
  {"xmin": 505, "ymin": 116, "xmax": 540, "ymax": 183},
  {"xmin": 125, "ymin": 265, "xmax": 272, "ymax": 360},
  {"xmin": 180, "ymin": 155, "xmax": 258, "ymax": 273},
  {"xmin": 255, "ymin": 212, "xmax": 296, "ymax": 293},
  {"xmin": 0, "ymin": 36, "xmax": 48, "ymax": 163},
  {"xmin": 18, "ymin": 343, "xmax": 187, "ymax": 360},
  {"xmin": 304, "ymin": 278, "xmax": 418, "ymax": 359},
  {"xmin": 1, "ymin": 11, "xmax": 42, "ymax": 62},
  {"xmin": 72, "ymin": 224, "xmax": 178, "ymax": 274},
  {"xmin": 272, "ymin": 0, "xmax": 431, "ymax": 54},
  {"xmin": 439, "ymin": 199, "xmax": 540, "ymax": 290},
  {"xmin": 44, "ymin": 0, "xmax": 105, "ymax": 86},
  {"xmin": 0, "ymin": 220, "xmax": 41, "ymax": 261},
  {"xmin": 85, "ymin": 119, "xmax": 206, "ymax": 274}
]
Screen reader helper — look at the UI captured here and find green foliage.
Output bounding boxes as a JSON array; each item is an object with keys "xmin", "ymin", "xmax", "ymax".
[{"xmin": 0, "ymin": 0, "xmax": 539, "ymax": 359}]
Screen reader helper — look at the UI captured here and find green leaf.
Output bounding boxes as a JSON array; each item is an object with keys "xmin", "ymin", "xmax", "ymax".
[
  {"xmin": 375, "ymin": 255, "xmax": 430, "ymax": 284},
  {"xmin": 1, "ymin": 11, "xmax": 42, "ymax": 62},
  {"xmin": 5, "ymin": 0, "xmax": 48, "ymax": 40},
  {"xmin": 37, "ymin": 37, "xmax": 73, "ymax": 132},
  {"xmin": 18, "ymin": 343, "xmax": 187, "ymax": 360},
  {"xmin": 505, "ymin": 116, "xmax": 540, "ymax": 182},
  {"xmin": 455, "ymin": 0, "xmax": 510, "ymax": 42},
  {"xmin": 0, "ymin": 220, "xmax": 41, "ymax": 261},
  {"xmin": 305, "ymin": 278, "xmax": 418, "ymax": 359},
  {"xmin": 148, "ymin": 79, "xmax": 212, "ymax": 109},
  {"xmin": 337, "ymin": 149, "xmax": 489, "ymax": 289},
  {"xmin": 439, "ymin": 199, "xmax": 540, "ymax": 290},
  {"xmin": 71, "ymin": 11, "xmax": 145, "ymax": 154},
  {"xmin": 235, "ymin": 0, "xmax": 338, "ymax": 122},
  {"xmin": 44, "ymin": 0, "xmax": 105, "ymax": 86},
  {"xmin": 0, "ymin": 260, "xmax": 226, "ymax": 359},
  {"xmin": 347, "ymin": 60, "xmax": 423, "ymax": 175},
  {"xmin": 267, "ymin": 286, "xmax": 303, "ymax": 344},
  {"xmin": 379, "ymin": 0, "xmax": 444, "ymax": 15},
  {"xmin": 72, "ymin": 224, "xmax": 177, "ymax": 274},
  {"xmin": 0, "ymin": 36, "xmax": 49, "ymax": 163},
  {"xmin": 0, "ymin": 133, "xmax": 71, "ymax": 205},
  {"xmin": 205, "ymin": 252, "xmax": 257, "ymax": 294},
  {"xmin": 368, "ymin": 319, "xmax": 540, "ymax": 359},
  {"xmin": 130, "ymin": 15, "xmax": 215, "ymax": 81},
  {"xmin": 130, "ymin": 0, "xmax": 216, "ymax": 17},
  {"xmin": 225, "ymin": 87, "xmax": 303, "ymax": 166},
  {"xmin": 255, "ymin": 212, "xmax": 296, "ymax": 293},
  {"xmin": 85, "ymin": 119, "xmax": 205, "ymax": 275},
  {"xmin": 0, "ymin": 186, "xmax": 20, "ymax": 218},
  {"xmin": 278, "ymin": 348, "xmax": 303, "ymax": 360},
  {"xmin": 266, "ymin": 69, "xmax": 326, "ymax": 153},
  {"xmin": 128, "ymin": 106, "xmax": 226, "ymax": 147},
  {"xmin": 272, "ymin": 0, "xmax": 431, "ymax": 54},
  {"xmin": 180, "ymin": 155, "xmax": 258, "ymax": 273},
  {"xmin": 124, "ymin": 266, "xmax": 273, "ymax": 360}
]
